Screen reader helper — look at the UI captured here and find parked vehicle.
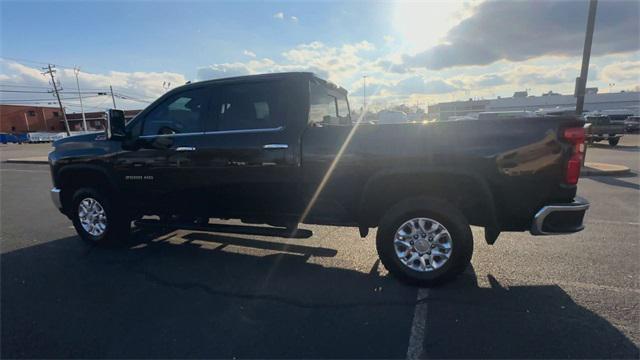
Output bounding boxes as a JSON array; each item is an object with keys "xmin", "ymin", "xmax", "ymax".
[
  {"xmin": 583, "ymin": 114, "xmax": 625, "ymax": 146},
  {"xmin": 625, "ymin": 116, "xmax": 640, "ymax": 133},
  {"xmin": 48, "ymin": 72, "xmax": 589, "ymax": 285},
  {"xmin": 26, "ymin": 132, "xmax": 67, "ymax": 143},
  {"xmin": 0, "ymin": 132, "xmax": 24, "ymax": 144}
]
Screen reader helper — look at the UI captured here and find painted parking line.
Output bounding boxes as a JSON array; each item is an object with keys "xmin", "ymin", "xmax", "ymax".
[
  {"xmin": 407, "ymin": 288, "xmax": 429, "ymax": 360},
  {"xmin": 587, "ymin": 219, "xmax": 640, "ymax": 226}
]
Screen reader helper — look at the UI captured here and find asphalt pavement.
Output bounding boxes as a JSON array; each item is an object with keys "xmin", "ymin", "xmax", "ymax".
[{"xmin": 1, "ymin": 137, "xmax": 639, "ymax": 358}]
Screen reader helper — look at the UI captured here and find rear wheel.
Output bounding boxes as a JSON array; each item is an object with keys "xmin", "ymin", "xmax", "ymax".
[
  {"xmin": 376, "ymin": 197, "xmax": 473, "ymax": 286},
  {"xmin": 71, "ymin": 187, "xmax": 130, "ymax": 245},
  {"xmin": 608, "ymin": 137, "xmax": 620, "ymax": 147}
]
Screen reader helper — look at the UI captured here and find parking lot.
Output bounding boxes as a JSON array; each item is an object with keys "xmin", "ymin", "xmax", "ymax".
[{"xmin": 1, "ymin": 136, "xmax": 639, "ymax": 358}]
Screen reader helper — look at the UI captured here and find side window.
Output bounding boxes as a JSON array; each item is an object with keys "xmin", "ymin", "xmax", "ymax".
[
  {"xmin": 213, "ymin": 82, "xmax": 282, "ymax": 131},
  {"xmin": 336, "ymin": 97, "xmax": 351, "ymax": 124},
  {"xmin": 309, "ymin": 81, "xmax": 338, "ymax": 125},
  {"xmin": 141, "ymin": 88, "xmax": 208, "ymax": 136},
  {"xmin": 309, "ymin": 80, "xmax": 350, "ymax": 125}
]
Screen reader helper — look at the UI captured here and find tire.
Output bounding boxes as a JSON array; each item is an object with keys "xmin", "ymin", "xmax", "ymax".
[
  {"xmin": 71, "ymin": 187, "xmax": 130, "ymax": 245},
  {"xmin": 376, "ymin": 197, "xmax": 473, "ymax": 286},
  {"xmin": 608, "ymin": 137, "xmax": 620, "ymax": 147}
]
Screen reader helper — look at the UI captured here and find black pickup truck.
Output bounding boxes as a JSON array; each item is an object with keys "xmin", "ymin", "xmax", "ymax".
[{"xmin": 49, "ymin": 72, "xmax": 589, "ymax": 285}]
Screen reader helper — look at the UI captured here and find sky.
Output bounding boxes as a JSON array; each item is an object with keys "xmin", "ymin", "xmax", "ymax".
[{"xmin": 1, "ymin": 0, "xmax": 639, "ymax": 112}]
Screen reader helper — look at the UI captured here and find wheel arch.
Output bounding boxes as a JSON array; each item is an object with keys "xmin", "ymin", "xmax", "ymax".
[
  {"xmin": 357, "ymin": 167, "xmax": 499, "ymax": 231},
  {"xmin": 57, "ymin": 164, "xmax": 119, "ymax": 215}
]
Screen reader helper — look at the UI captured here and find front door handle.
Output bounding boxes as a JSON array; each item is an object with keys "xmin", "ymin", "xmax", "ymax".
[
  {"xmin": 263, "ymin": 144, "xmax": 288, "ymax": 149},
  {"xmin": 175, "ymin": 146, "xmax": 196, "ymax": 152}
]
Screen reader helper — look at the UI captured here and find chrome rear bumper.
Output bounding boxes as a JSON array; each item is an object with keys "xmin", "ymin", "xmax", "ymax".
[
  {"xmin": 50, "ymin": 187, "xmax": 62, "ymax": 210},
  {"xmin": 530, "ymin": 198, "xmax": 589, "ymax": 235}
]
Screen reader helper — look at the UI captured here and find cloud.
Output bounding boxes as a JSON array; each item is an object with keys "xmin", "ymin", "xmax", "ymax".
[
  {"xmin": 394, "ymin": 76, "xmax": 458, "ymax": 95},
  {"xmin": 290, "ymin": 16, "xmax": 298, "ymax": 22},
  {"xmin": 0, "ymin": 60, "xmax": 185, "ymax": 110},
  {"xmin": 196, "ymin": 62, "xmax": 254, "ymax": 79},
  {"xmin": 273, "ymin": 12, "xmax": 284, "ymax": 20},
  {"xmin": 473, "ymin": 74, "xmax": 507, "ymax": 87},
  {"xmin": 600, "ymin": 61, "xmax": 640, "ymax": 83},
  {"xmin": 198, "ymin": 40, "xmax": 376, "ymax": 86},
  {"xmin": 383, "ymin": 35, "xmax": 395, "ymax": 44},
  {"xmin": 400, "ymin": 0, "xmax": 640, "ymax": 70},
  {"xmin": 243, "ymin": 50, "xmax": 256, "ymax": 58}
]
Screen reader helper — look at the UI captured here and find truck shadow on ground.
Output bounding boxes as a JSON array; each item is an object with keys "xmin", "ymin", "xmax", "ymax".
[
  {"xmin": 1, "ymin": 229, "xmax": 638, "ymax": 359},
  {"xmin": 588, "ymin": 173, "xmax": 640, "ymax": 190},
  {"xmin": 588, "ymin": 143, "xmax": 640, "ymax": 152}
]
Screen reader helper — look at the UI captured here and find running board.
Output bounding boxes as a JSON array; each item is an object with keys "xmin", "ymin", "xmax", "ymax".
[{"xmin": 134, "ymin": 219, "xmax": 313, "ymax": 239}]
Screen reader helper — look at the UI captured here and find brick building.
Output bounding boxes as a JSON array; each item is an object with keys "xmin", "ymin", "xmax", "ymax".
[
  {"xmin": 0, "ymin": 105, "xmax": 143, "ymax": 133},
  {"xmin": 66, "ymin": 110, "xmax": 142, "ymax": 131},
  {"xmin": 0, "ymin": 105, "xmax": 64, "ymax": 133}
]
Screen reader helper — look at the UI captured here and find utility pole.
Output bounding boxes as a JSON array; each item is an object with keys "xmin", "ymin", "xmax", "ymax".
[
  {"xmin": 43, "ymin": 64, "xmax": 71, "ymax": 136},
  {"xmin": 109, "ymin": 85, "xmax": 117, "ymax": 109},
  {"xmin": 74, "ymin": 67, "xmax": 88, "ymax": 131},
  {"xmin": 575, "ymin": 0, "xmax": 598, "ymax": 115}
]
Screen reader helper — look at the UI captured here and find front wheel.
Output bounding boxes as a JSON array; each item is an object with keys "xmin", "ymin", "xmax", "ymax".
[
  {"xmin": 608, "ymin": 137, "xmax": 620, "ymax": 147},
  {"xmin": 71, "ymin": 187, "xmax": 131, "ymax": 245},
  {"xmin": 376, "ymin": 197, "xmax": 473, "ymax": 286}
]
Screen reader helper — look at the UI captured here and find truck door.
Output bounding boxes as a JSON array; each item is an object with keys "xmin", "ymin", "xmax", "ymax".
[
  {"xmin": 194, "ymin": 80, "xmax": 302, "ymax": 218},
  {"xmin": 114, "ymin": 85, "xmax": 213, "ymax": 214}
]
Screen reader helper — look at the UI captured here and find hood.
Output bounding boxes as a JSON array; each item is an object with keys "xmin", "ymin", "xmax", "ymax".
[{"xmin": 53, "ymin": 132, "xmax": 106, "ymax": 146}]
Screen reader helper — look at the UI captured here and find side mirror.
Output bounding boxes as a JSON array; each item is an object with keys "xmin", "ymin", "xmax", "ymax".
[{"xmin": 106, "ymin": 109, "xmax": 126, "ymax": 139}]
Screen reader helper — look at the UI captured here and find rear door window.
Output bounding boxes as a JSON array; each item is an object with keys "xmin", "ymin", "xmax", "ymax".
[{"xmin": 209, "ymin": 81, "xmax": 284, "ymax": 132}]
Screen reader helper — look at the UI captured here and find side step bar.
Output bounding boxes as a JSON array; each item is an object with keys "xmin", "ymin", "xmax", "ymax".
[{"xmin": 134, "ymin": 219, "xmax": 313, "ymax": 239}]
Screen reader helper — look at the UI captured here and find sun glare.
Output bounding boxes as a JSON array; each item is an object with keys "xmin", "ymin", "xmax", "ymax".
[{"xmin": 393, "ymin": 1, "xmax": 477, "ymax": 52}]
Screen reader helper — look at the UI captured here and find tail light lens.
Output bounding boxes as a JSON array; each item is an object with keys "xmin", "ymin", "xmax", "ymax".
[{"xmin": 563, "ymin": 127, "xmax": 585, "ymax": 185}]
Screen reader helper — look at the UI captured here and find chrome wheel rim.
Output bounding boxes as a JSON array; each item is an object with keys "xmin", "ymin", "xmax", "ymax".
[
  {"xmin": 78, "ymin": 197, "xmax": 107, "ymax": 237},
  {"xmin": 394, "ymin": 217, "xmax": 453, "ymax": 272}
]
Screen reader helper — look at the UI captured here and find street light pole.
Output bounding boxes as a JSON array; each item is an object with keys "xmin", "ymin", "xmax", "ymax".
[
  {"xmin": 110, "ymin": 85, "xmax": 117, "ymax": 109},
  {"xmin": 575, "ymin": 0, "xmax": 598, "ymax": 115},
  {"xmin": 362, "ymin": 75, "xmax": 367, "ymax": 121},
  {"xmin": 74, "ymin": 67, "xmax": 88, "ymax": 131},
  {"xmin": 23, "ymin": 112, "xmax": 30, "ymax": 132}
]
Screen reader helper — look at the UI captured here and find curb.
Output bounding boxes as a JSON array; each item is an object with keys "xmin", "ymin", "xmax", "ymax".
[
  {"xmin": 4, "ymin": 158, "xmax": 49, "ymax": 164},
  {"xmin": 581, "ymin": 162, "xmax": 631, "ymax": 177}
]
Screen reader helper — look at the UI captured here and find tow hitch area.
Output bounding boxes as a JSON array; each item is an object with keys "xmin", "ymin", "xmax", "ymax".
[{"xmin": 134, "ymin": 219, "xmax": 313, "ymax": 239}]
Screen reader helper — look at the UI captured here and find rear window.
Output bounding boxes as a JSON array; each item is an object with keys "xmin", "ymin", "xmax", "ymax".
[{"xmin": 309, "ymin": 80, "xmax": 351, "ymax": 126}]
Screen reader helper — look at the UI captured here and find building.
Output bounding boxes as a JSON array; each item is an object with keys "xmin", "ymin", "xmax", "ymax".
[
  {"xmin": 0, "ymin": 105, "xmax": 143, "ymax": 133},
  {"xmin": 65, "ymin": 110, "xmax": 142, "ymax": 131},
  {"xmin": 0, "ymin": 105, "xmax": 65, "ymax": 133},
  {"xmin": 428, "ymin": 89, "xmax": 640, "ymax": 120}
]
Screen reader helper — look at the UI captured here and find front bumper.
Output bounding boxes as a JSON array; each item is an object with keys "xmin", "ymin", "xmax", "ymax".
[
  {"xmin": 530, "ymin": 198, "xmax": 589, "ymax": 235},
  {"xmin": 50, "ymin": 187, "xmax": 62, "ymax": 210}
]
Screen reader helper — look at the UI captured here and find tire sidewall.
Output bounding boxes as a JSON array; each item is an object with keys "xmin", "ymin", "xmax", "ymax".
[
  {"xmin": 377, "ymin": 198, "xmax": 473, "ymax": 285},
  {"xmin": 71, "ymin": 188, "xmax": 119, "ymax": 244}
]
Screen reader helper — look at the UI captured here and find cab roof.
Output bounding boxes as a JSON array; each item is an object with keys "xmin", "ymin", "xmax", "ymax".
[{"xmin": 176, "ymin": 72, "xmax": 348, "ymax": 95}]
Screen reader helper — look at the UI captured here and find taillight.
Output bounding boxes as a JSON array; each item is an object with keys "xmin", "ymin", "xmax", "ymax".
[{"xmin": 563, "ymin": 127, "xmax": 585, "ymax": 185}]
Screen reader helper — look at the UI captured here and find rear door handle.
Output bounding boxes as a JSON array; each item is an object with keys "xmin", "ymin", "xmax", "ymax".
[
  {"xmin": 263, "ymin": 144, "xmax": 288, "ymax": 149},
  {"xmin": 175, "ymin": 146, "xmax": 196, "ymax": 152}
]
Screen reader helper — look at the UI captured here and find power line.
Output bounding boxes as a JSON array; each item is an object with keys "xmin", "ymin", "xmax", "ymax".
[
  {"xmin": 1, "ymin": 56, "xmax": 75, "ymax": 69},
  {"xmin": 0, "ymin": 83, "xmax": 51, "ymax": 89}
]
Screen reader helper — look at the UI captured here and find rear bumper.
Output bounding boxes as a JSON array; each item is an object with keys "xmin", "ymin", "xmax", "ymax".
[
  {"xmin": 530, "ymin": 198, "xmax": 589, "ymax": 235},
  {"xmin": 50, "ymin": 187, "xmax": 62, "ymax": 210}
]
